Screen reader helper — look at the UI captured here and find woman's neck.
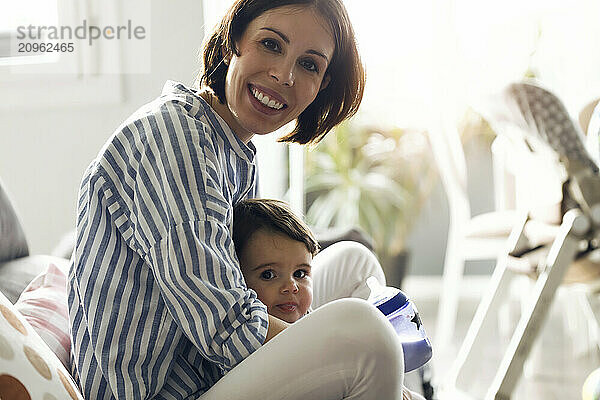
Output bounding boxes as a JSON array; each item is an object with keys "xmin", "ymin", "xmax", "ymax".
[{"xmin": 198, "ymin": 89, "xmax": 254, "ymax": 144}]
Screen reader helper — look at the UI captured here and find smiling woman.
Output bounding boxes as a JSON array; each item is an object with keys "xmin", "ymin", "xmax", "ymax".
[
  {"xmin": 67, "ymin": 1, "xmax": 421, "ymax": 399},
  {"xmin": 200, "ymin": 0, "xmax": 365, "ymax": 145},
  {"xmin": 205, "ymin": 6, "xmax": 334, "ymax": 142}
]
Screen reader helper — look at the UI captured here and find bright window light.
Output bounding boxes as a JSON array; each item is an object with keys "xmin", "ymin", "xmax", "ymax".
[
  {"xmin": 344, "ymin": 0, "xmax": 600, "ymax": 126},
  {"xmin": 0, "ymin": 0, "xmax": 59, "ymax": 64},
  {"xmin": 344, "ymin": 0, "xmax": 435, "ymax": 128},
  {"xmin": 0, "ymin": 1, "xmax": 58, "ymax": 32}
]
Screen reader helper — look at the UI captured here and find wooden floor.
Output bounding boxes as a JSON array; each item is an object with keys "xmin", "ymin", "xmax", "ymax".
[{"xmin": 402, "ymin": 276, "xmax": 599, "ymax": 400}]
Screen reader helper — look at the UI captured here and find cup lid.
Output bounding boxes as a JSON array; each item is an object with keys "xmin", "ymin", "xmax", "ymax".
[{"xmin": 375, "ymin": 290, "xmax": 408, "ymax": 316}]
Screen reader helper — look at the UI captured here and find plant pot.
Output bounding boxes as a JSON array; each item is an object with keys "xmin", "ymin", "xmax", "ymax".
[{"xmin": 382, "ymin": 250, "xmax": 410, "ymax": 289}]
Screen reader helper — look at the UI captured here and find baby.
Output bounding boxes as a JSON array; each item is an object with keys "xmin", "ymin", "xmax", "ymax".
[
  {"xmin": 232, "ymin": 198, "xmax": 318, "ymax": 323},
  {"xmin": 233, "ymin": 198, "xmax": 426, "ymax": 400}
]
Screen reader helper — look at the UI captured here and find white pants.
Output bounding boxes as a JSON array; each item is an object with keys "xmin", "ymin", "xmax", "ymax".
[{"xmin": 200, "ymin": 241, "xmax": 424, "ymax": 400}]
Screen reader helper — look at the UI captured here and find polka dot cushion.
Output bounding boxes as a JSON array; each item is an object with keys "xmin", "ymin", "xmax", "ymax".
[{"xmin": 0, "ymin": 290, "xmax": 83, "ymax": 400}]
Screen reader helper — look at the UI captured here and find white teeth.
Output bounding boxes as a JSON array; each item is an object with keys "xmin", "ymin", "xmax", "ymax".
[{"xmin": 251, "ymin": 87, "xmax": 284, "ymax": 110}]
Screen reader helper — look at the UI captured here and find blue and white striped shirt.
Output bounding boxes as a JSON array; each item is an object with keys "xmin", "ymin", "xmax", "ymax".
[{"xmin": 68, "ymin": 81, "xmax": 269, "ymax": 399}]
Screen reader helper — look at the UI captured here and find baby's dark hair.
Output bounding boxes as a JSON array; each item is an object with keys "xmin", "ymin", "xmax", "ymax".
[{"xmin": 233, "ymin": 199, "xmax": 320, "ymax": 258}]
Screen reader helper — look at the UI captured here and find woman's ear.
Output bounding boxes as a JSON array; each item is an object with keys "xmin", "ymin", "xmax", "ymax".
[{"xmin": 320, "ymin": 75, "xmax": 331, "ymax": 91}]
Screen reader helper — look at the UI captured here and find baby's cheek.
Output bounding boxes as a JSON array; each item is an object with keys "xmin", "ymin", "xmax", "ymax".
[
  {"xmin": 253, "ymin": 288, "xmax": 272, "ymax": 310},
  {"xmin": 303, "ymin": 287, "xmax": 314, "ymax": 310}
]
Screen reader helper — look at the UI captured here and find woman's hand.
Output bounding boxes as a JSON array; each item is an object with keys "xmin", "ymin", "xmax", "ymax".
[{"xmin": 264, "ymin": 314, "xmax": 290, "ymax": 343}]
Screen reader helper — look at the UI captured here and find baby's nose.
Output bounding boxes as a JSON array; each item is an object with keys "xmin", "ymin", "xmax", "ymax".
[{"xmin": 281, "ymin": 280, "xmax": 299, "ymax": 293}]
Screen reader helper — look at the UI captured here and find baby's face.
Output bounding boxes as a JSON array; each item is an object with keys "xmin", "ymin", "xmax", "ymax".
[{"xmin": 239, "ymin": 229, "xmax": 313, "ymax": 323}]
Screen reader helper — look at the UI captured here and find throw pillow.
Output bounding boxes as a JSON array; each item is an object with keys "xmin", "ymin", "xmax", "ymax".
[
  {"xmin": 14, "ymin": 262, "xmax": 70, "ymax": 369},
  {"xmin": 0, "ymin": 290, "xmax": 83, "ymax": 399},
  {"xmin": 0, "ymin": 255, "xmax": 68, "ymax": 304}
]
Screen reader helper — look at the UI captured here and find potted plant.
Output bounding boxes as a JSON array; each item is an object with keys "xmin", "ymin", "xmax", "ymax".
[{"xmin": 305, "ymin": 119, "xmax": 437, "ymax": 287}]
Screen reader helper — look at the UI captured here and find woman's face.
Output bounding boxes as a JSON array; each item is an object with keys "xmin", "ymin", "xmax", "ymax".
[
  {"xmin": 239, "ymin": 229, "xmax": 313, "ymax": 323},
  {"xmin": 220, "ymin": 5, "xmax": 334, "ymax": 143}
]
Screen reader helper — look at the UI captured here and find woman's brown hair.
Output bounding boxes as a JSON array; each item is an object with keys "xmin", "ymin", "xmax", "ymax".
[
  {"xmin": 233, "ymin": 199, "xmax": 320, "ymax": 258},
  {"xmin": 199, "ymin": 0, "xmax": 365, "ymax": 145}
]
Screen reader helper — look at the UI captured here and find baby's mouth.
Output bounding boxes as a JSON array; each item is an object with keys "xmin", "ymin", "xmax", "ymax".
[{"xmin": 276, "ymin": 303, "xmax": 298, "ymax": 312}]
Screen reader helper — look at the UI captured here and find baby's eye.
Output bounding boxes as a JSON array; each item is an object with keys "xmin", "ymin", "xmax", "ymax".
[
  {"xmin": 260, "ymin": 270, "xmax": 276, "ymax": 280},
  {"xmin": 299, "ymin": 59, "xmax": 318, "ymax": 73},
  {"xmin": 294, "ymin": 269, "xmax": 308, "ymax": 279},
  {"xmin": 261, "ymin": 38, "xmax": 281, "ymax": 52}
]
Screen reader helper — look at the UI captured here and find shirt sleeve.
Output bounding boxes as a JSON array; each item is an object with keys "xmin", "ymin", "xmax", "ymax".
[
  {"xmin": 128, "ymin": 104, "xmax": 268, "ymax": 373},
  {"xmin": 147, "ymin": 217, "xmax": 268, "ymax": 372},
  {"xmin": 70, "ymin": 94, "xmax": 267, "ymax": 398}
]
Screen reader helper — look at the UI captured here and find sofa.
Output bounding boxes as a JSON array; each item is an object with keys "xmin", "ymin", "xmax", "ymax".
[{"xmin": 0, "ymin": 177, "xmax": 83, "ymax": 398}]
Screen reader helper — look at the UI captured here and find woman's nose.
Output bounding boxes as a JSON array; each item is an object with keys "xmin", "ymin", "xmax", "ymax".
[
  {"xmin": 281, "ymin": 280, "xmax": 299, "ymax": 293},
  {"xmin": 269, "ymin": 60, "xmax": 295, "ymax": 87}
]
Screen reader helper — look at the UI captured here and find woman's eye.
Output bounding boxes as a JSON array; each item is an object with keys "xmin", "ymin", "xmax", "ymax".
[
  {"xmin": 300, "ymin": 59, "xmax": 318, "ymax": 73},
  {"xmin": 260, "ymin": 270, "xmax": 276, "ymax": 280},
  {"xmin": 261, "ymin": 39, "xmax": 280, "ymax": 52}
]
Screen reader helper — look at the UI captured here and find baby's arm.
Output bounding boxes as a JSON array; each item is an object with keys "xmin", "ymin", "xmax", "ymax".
[{"xmin": 264, "ymin": 314, "xmax": 290, "ymax": 343}]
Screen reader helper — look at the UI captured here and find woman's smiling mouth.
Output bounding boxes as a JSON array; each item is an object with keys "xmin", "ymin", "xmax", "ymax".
[{"xmin": 248, "ymin": 84, "xmax": 288, "ymax": 114}]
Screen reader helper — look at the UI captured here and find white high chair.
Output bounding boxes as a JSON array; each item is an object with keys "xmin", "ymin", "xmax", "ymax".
[
  {"xmin": 440, "ymin": 81, "xmax": 600, "ymax": 400},
  {"xmin": 428, "ymin": 117, "xmax": 523, "ymax": 352}
]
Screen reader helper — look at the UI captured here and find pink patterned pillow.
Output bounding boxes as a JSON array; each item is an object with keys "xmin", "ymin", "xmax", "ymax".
[
  {"xmin": 0, "ymin": 290, "xmax": 82, "ymax": 399},
  {"xmin": 14, "ymin": 263, "xmax": 70, "ymax": 369}
]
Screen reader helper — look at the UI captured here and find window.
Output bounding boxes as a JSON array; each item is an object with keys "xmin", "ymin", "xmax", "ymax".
[
  {"xmin": 0, "ymin": 0, "xmax": 150, "ymax": 109},
  {"xmin": 0, "ymin": 0, "xmax": 60, "ymax": 66},
  {"xmin": 201, "ymin": 0, "xmax": 230, "ymax": 37}
]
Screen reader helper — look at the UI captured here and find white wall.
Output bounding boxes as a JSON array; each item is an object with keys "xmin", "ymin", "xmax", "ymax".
[{"xmin": 0, "ymin": 0, "xmax": 207, "ymax": 254}]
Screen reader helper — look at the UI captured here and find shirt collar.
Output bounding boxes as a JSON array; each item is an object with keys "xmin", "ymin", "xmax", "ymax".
[{"xmin": 162, "ymin": 80, "xmax": 257, "ymax": 163}]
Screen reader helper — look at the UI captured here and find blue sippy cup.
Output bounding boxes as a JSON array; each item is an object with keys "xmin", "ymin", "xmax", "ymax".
[{"xmin": 366, "ymin": 277, "xmax": 432, "ymax": 372}]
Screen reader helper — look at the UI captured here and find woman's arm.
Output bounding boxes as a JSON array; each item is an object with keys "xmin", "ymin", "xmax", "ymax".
[{"xmin": 264, "ymin": 314, "xmax": 289, "ymax": 344}]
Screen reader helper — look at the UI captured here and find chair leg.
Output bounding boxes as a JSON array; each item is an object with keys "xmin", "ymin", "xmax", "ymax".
[
  {"xmin": 486, "ymin": 210, "xmax": 585, "ymax": 399},
  {"xmin": 439, "ymin": 214, "xmax": 526, "ymax": 399},
  {"xmin": 569, "ymin": 286, "xmax": 600, "ymax": 358},
  {"xmin": 448, "ymin": 255, "xmax": 517, "ymax": 398},
  {"xmin": 440, "ymin": 211, "xmax": 585, "ymax": 400},
  {"xmin": 435, "ymin": 230, "xmax": 466, "ymax": 352}
]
